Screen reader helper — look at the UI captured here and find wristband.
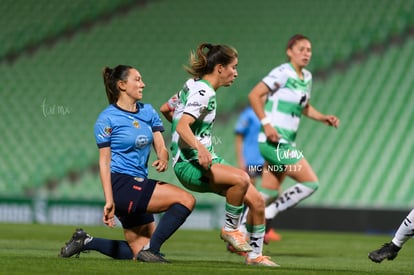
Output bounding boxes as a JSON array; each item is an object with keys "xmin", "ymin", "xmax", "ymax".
[{"xmin": 261, "ymin": 117, "xmax": 271, "ymax": 126}]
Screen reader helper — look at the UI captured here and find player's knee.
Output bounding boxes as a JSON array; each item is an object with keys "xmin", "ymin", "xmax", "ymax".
[
  {"xmin": 180, "ymin": 192, "xmax": 196, "ymax": 210},
  {"xmin": 245, "ymin": 189, "xmax": 265, "ymax": 212},
  {"xmin": 239, "ymin": 170, "xmax": 251, "ymax": 190}
]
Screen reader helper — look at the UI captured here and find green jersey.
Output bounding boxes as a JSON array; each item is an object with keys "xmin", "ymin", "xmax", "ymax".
[
  {"xmin": 171, "ymin": 79, "xmax": 217, "ymax": 165},
  {"xmin": 260, "ymin": 62, "xmax": 312, "ymax": 145}
]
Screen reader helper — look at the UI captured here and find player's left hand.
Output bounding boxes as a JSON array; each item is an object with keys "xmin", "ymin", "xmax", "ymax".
[
  {"xmin": 152, "ymin": 159, "xmax": 168, "ymax": 172},
  {"xmin": 323, "ymin": 115, "xmax": 340, "ymax": 128}
]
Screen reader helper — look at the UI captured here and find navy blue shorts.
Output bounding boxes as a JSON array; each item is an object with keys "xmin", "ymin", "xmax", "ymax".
[{"xmin": 111, "ymin": 173, "xmax": 157, "ymax": 229}]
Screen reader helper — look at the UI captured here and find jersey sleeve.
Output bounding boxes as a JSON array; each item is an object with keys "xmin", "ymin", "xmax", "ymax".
[
  {"xmin": 262, "ymin": 65, "xmax": 289, "ymax": 91},
  {"xmin": 183, "ymin": 89, "xmax": 212, "ymax": 119},
  {"xmin": 94, "ymin": 114, "xmax": 112, "ymax": 148},
  {"xmin": 149, "ymin": 105, "xmax": 165, "ymax": 132},
  {"xmin": 166, "ymin": 93, "xmax": 180, "ymax": 111}
]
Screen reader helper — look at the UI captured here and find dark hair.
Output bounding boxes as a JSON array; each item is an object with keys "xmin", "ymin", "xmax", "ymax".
[
  {"xmin": 286, "ymin": 34, "xmax": 310, "ymax": 50},
  {"xmin": 185, "ymin": 43, "xmax": 238, "ymax": 78},
  {"xmin": 102, "ymin": 65, "xmax": 133, "ymax": 104}
]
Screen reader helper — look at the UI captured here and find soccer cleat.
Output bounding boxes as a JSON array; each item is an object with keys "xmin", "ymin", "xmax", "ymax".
[
  {"xmin": 136, "ymin": 249, "xmax": 170, "ymax": 263},
  {"xmin": 245, "ymin": 255, "xmax": 280, "ymax": 267},
  {"xmin": 220, "ymin": 228, "xmax": 252, "ymax": 252},
  {"xmin": 226, "ymin": 243, "xmax": 248, "ymax": 257},
  {"xmin": 59, "ymin": 228, "xmax": 92, "ymax": 258},
  {"xmin": 264, "ymin": 228, "xmax": 282, "ymax": 244},
  {"xmin": 368, "ymin": 242, "xmax": 400, "ymax": 263}
]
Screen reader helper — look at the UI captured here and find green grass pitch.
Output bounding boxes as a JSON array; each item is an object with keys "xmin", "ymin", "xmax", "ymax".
[{"xmin": 0, "ymin": 223, "xmax": 412, "ymax": 274}]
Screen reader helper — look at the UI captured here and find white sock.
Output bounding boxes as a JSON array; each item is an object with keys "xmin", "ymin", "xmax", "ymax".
[
  {"xmin": 224, "ymin": 203, "xmax": 244, "ymax": 231},
  {"xmin": 246, "ymin": 225, "xmax": 265, "ymax": 260},
  {"xmin": 392, "ymin": 209, "xmax": 414, "ymax": 247},
  {"xmin": 142, "ymin": 242, "xmax": 150, "ymax": 250},
  {"xmin": 265, "ymin": 183, "xmax": 315, "ymax": 219},
  {"xmin": 238, "ymin": 206, "xmax": 249, "ymax": 237}
]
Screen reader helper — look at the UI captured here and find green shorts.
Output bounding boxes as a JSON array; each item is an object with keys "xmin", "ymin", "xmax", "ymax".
[
  {"xmin": 174, "ymin": 157, "xmax": 228, "ymax": 193},
  {"xmin": 259, "ymin": 141, "xmax": 303, "ymax": 166}
]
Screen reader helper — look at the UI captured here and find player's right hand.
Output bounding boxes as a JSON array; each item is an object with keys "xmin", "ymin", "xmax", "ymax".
[
  {"xmin": 197, "ymin": 145, "xmax": 212, "ymax": 170},
  {"xmin": 264, "ymin": 124, "xmax": 280, "ymax": 143},
  {"xmin": 103, "ymin": 202, "xmax": 116, "ymax": 228}
]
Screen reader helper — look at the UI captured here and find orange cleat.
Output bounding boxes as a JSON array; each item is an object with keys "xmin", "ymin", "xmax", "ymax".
[
  {"xmin": 220, "ymin": 228, "xmax": 252, "ymax": 252},
  {"xmin": 245, "ymin": 255, "xmax": 280, "ymax": 267},
  {"xmin": 264, "ymin": 228, "xmax": 282, "ymax": 244},
  {"xmin": 226, "ymin": 243, "xmax": 248, "ymax": 257}
]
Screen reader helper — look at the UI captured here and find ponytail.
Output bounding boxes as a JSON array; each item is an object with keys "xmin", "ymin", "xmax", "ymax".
[
  {"xmin": 101, "ymin": 65, "xmax": 133, "ymax": 104},
  {"xmin": 185, "ymin": 43, "xmax": 238, "ymax": 78}
]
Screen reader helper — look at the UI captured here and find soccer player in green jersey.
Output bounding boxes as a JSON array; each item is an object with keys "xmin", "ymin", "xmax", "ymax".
[
  {"xmin": 169, "ymin": 43, "xmax": 278, "ymax": 267},
  {"xmin": 248, "ymin": 34, "xmax": 340, "ymax": 235}
]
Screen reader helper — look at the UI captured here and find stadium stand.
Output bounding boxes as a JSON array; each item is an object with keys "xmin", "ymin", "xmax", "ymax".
[
  {"xmin": 1, "ymin": 0, "xmax": 413, "ymax": 210},
  {"xmin": 0, "ymin": 0, "xmax": 137, "ymax": 61}
]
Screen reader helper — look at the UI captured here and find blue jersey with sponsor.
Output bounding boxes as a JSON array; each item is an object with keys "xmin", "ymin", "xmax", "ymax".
[
  {"xmin": 94, "ymin": 103, "xmax": 164, "ymax": 178},
  {"xmin": 234, "ymin": 106, "xmax": 264, "ymax": 166}
]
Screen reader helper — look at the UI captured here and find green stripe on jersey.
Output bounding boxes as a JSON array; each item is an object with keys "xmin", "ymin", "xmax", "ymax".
[
  {"xmin": 285, "ymin": 77, "xmax": 309, "ymax": 92},
  {"xmin": 264, "ymin": 99, "xmax": 273, "ymax": 113},
  {"xmin": 277, "ymin": 100, "xmax": 304, "ymax": 117},
  {"xmin": 190, "ymin": 119, "xmax": 213, "ymax": 137}
]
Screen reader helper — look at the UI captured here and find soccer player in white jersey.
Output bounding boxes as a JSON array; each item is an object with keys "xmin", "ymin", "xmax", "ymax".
[
  {"xmin": 169, "ymin": 43, "xmax": 278, "ymax": 267},
  {"xmin": 248, "ymin": 34, "xmax": 340, "ymax": 236},
  {"xmin": 369, "ymin": 208, "xmax": 414, "ymax": 263}
]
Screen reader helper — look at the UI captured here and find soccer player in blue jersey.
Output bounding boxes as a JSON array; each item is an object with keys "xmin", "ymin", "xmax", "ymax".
[
  {"xmin": 59, "ymin": 65, "xmax": 195, "ymax": 263},
  {"xmin": 234, "ymin": 106, "xmax": 265, "ymax": 186},
  {"xmin": 168, "ymin": 43, "xmax": 278, "ymax": 267},
  {"xmin": 248, "ymin": 34, "xmax": 340, "ymax": 237}
]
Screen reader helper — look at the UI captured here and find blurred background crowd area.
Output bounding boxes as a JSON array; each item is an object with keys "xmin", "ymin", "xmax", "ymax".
[{"xmin": 1, "ymin": 0, "xmax": 413, "ymax": 209}]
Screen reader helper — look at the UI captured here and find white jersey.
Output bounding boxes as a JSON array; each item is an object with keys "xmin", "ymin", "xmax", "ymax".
[
  {"xmin": 260, "ymin": 62, "xmax": 312, "ymax": 145},
  {"xmin": 171, "ymin": 79, "xmax": 217, "ymax": 165}
]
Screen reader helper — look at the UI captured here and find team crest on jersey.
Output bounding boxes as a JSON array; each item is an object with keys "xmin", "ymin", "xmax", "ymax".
[
  {"xmin": 103, "ymin": 126, "xmax": 112, "ymax": 136},
  {"xmin": 132, "ymin": 120, "xmax": 140, "ymax": 128}
]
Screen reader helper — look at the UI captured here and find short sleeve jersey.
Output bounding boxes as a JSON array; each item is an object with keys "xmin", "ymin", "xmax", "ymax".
[
  {"xmin": 94, "ymin": 103, "xmax": 164, "ymax": 178},
  {"xmin": 165, "ymin": 78, "xmax": 197, "ymax": 112},
  {"xmin": 260, "ymin": 62, "xmax": 312, "ymax": 145},
  {"xmin": 234, "ymin": 106, "xmax": 264, "ymax": 166},
  {"xmin": 170, "ymin": 79, "xmax": 217, "ymax": 165},
  {"xmin": 165, "ymin": 94, "xmax": 180, "ymax": 111}
]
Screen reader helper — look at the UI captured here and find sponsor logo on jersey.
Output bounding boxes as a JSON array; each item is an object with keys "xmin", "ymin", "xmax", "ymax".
[
  {"xmin": 187, "ymin": 101, "xmax": 201, "ymax": 107},
  {"xmin": 135, "ymin": 135, "xmax": 149, "ymax": 148}
]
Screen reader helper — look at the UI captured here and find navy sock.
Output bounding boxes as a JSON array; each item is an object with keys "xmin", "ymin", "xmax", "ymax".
[
  {"xmin": 149, "ymin": 203, "xmax": 191, "ymax": 253},
  {"xmin": 84, "ymin": 238, "xmax": 133, "ymax": 259}
]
